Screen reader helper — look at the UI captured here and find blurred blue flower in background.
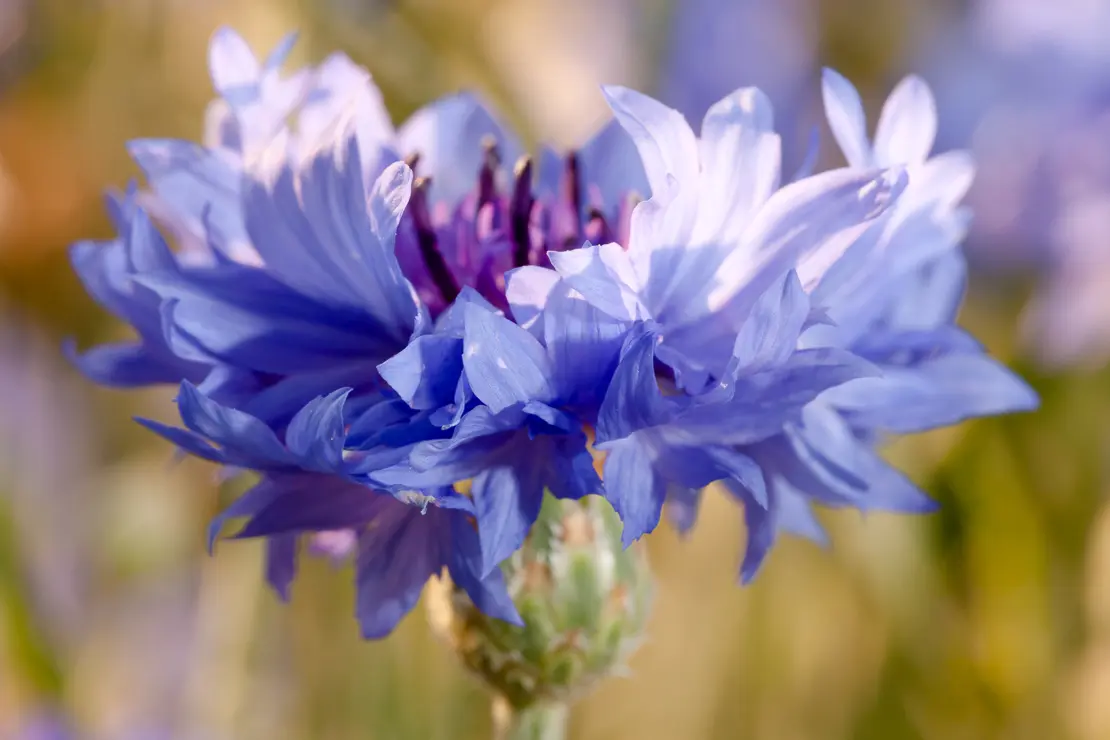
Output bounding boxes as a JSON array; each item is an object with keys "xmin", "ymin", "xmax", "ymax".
[
  {"xmin": 68, "ymin": 25, "xmax": 1035, "ymax": 639},
  {"xmin": 923, "ymin": 0, "xmax": 1110, "ymax": 367},
  {"xmin": 659, "ymin": 0, "xmax": 818, "ymax": 166}
]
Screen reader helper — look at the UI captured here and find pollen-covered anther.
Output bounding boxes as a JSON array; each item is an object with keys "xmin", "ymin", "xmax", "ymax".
[{"xmin": 478, "ymin": 136, "xmax": 501, "ymax": 207}]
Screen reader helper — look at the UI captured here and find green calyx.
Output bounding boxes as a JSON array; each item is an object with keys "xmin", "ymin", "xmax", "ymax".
[{"xmin": 426, "ymin": 493, "xmax": 653, "ymax": 710}]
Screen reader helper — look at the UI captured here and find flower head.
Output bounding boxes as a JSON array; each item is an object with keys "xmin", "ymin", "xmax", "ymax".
[{"xmin": 69, "ymin": 27, "xmax": 1036, "ymax": 637}]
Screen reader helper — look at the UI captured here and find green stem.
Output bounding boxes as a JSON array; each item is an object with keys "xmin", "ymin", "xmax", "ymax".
[{"xmin": 491, "ymin": 695, "xmax": 568, "ymax": 740}]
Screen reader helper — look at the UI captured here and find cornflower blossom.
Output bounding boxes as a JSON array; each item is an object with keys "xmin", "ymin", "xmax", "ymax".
[
  {"xmin": 70, "ymin": 27, "xmax": 1032, "ymax": 637},
  {"xmin": 922, "ymin": 0, "xmax": 1110, "ymax": 366}
]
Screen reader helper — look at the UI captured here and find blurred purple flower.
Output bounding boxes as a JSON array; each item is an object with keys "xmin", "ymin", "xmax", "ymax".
[
  {"xmin": 659, "ymin": 0, "xmax": 819, "ymax": 165},
  {"xmin": 0, "ymin": 310, "xmax": 93, "ymax": 649},
  {"xmin": 922, "ymin": 0, "xmax": 1110, "ymax": 366}
]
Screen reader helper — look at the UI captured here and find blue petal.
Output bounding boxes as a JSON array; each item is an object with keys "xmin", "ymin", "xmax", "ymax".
[
  {"xmin": 447, "ymin": 512, "xmax": 523, "ymax": 626},
  {"xmin": 707, "ymin": 448, "xmax": 768, "ymax": 508},
  {"xmin": 471, "ymin": 462, "xmax": 545, "ymax": 574},
  {"xmin": 825, "ymin": 353, "xmax": 1039, "ymax": 434},
  {"xmin": 505, "ymin": 265, "xmax": 561, "ymax": 339},
  {"xmin": 377, "ymin": 335, "xmax": 463, "ymax": 410},
  {"xmin": 208, "ymin": 27, "xmax": 262, "ymax": 99},
  {"xmin": 127, "ymin": 139, "xmax": 246, "ymax": 252},
  {"xmin": 600, "ymin": 85, "xmax": 699, "ymax": 204},
  {"xmin": 205, "ymin": 477, "xmax": 284, "ymax": 552},
  {"xmin": 355, "ymin": 501, "xmax": 444, "ymax": 638},
  {"xmin": 462, "ymin": 302, "xmax": 556, "ymax": 413},
  {"xmin": 595, "ymin": 330, "xmax": 671, "ymax": 444},
  {"xmin": 135, "ymin": 417, "xmax": 227, "ymax": 465},
  {"xmin": 666, "ymin": 167, "xmax": 907, "ymax": 373},
  {"xmin": 773, "ymin": 481, "xmax": 829, "ymax": 546},
  {"xmin": 235, "ymin": 478, "xmax": 385, "ymax": 539},
  {"xmin": 140, "ymin": 267, "xmax": 394, "ymax": 375},
  {"xmin": 728, "ymin": 270, "xmax": 809, "ymax": 375},
  {"xmin": 175, "ymin": 382, "xmax": 291, "ymax": 466},
  {"xmin": 548, "ymin": 244, "xmax": 647, "ymax": 322},
  {"xmin": 542, "ymin": 281, "xmax": 628, "ymax": 407},
  {"xmin": 786, "ymin": 403, "xmax": 937, "ymax": 513},
  {"xmin": 737, "ymin": 485, "xmax": 777, "ymax": 584},
  {"xmin": 284, "ymin": 389, "xmax": 352, "ymax": 471},
  {"xmin": 244, "ymin": 133, "xmax": 422, "ymax": 339},
  {"xmin": 872, "ymin": 75, "xmax": 937, "ymax": 165},
  {"xmin": 665, "ymin": 486, "xmax": 702, "ymax": 536},
  {"xmin": 821, "ymin": 68, "xmax": 872, "ymax": 168},
  {"xmin": 694, "ymin": 87, "xmax": 781, "ymax": 245},
  {"xmin": 602, "ymin": 436, "xmax": 667, "ymax": 547},
  {"xmin": 542, "ymin": 435, "xmax": 602, "ymax": 500},
  {"xmin": 266, "ymin": 534, "xmax": 299, "ymax": 602},
  {"xmin": 66, "ymin": 341, "xmax": 197, "ymax": 387},
  {"xmin": 239, "ymin": 359, "xmax": 384, "ymax": 428},
  {"xmin": 262, "ymin": 32, "xmax": 299, "ymax": 73}
]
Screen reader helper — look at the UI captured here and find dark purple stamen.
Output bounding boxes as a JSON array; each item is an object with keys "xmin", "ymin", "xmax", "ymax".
[
  {"xmin": 411, "ymin": 177, "xmax": 460, "ymax": 304},
  {"xmin": 478, "ymin": 137, "xmax": 500, "ymax": 208},
  {"xmin": 584, "ymin": 207, "xmax": 613, "ymax": 245},
  {"xmin": 511, "ymin": 156, "xmax": 534, "ymax": 267},
  {"xmin": 564, "ymin": 151, "xmax": 582, "ymax": 239}
]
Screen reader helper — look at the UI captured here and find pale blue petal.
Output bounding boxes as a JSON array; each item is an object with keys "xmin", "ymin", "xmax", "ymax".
[
  {"xmin": 208, "ymin": 27, "xmax": 261, "ymax": 100},
  {"xmin": 728, "ymin": 270, "xmax": 809, "ymax": 375},
  {"xmin": 872, "ymin": 75, "xmax": 937, "ymax": 166},
  {"xmin": 821, "ymin": 68, "xmax": 872, "ymax": 168},
  {"xmin": 505, "ymin": 265, "xmax": 561, "ymax": 339},
  {"xmin": 548, "ymin": 243, "xmax": 647, "ymax": 322},
  {"xmin": 692, "ymin": 87, "xmax": 781, "ymax": 245},
  {"xmin": 601, "ymin": 85, "xmax": 699, "ymax": 200},
  {"xmin": 826, "ymin": 353, "xmax": 1039, "ymax": 433}
]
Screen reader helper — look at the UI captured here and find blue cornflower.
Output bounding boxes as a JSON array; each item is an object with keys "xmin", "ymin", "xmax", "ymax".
[
  {"xmin": 533, "ymin": 85, "xmax": 905, "ymax": 546},
  {"xmin": 69, "ymin": 26, "xmax": 1038, "ymax": 637},
  {"xmin": 680, "ymin": 70, "xmax": 1040, "ymax": 580},
  {"xmin": 140, "ymin": 382, "xmax": 521, "ymax": 638}
]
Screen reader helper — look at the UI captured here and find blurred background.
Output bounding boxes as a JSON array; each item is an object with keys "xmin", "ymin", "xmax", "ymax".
[{"xmin": 1, "ymin": 0, "xmax": 1109, "ymax": 737}]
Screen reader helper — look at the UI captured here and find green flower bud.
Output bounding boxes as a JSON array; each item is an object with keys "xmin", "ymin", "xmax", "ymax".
[{"xmin": 426, "ymin": 493, "xmax": 653, "ymax": 711}]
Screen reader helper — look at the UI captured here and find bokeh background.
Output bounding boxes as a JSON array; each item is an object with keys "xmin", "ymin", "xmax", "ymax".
[{"xmin": 2, "ymin": 0, "xmax": 1109, "ymax": 737}]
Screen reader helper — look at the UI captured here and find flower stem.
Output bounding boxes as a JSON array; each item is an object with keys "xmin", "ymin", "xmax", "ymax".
[{"xmin": 491, "ymin": 695, "xmax": 568, "ymax": 740}]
